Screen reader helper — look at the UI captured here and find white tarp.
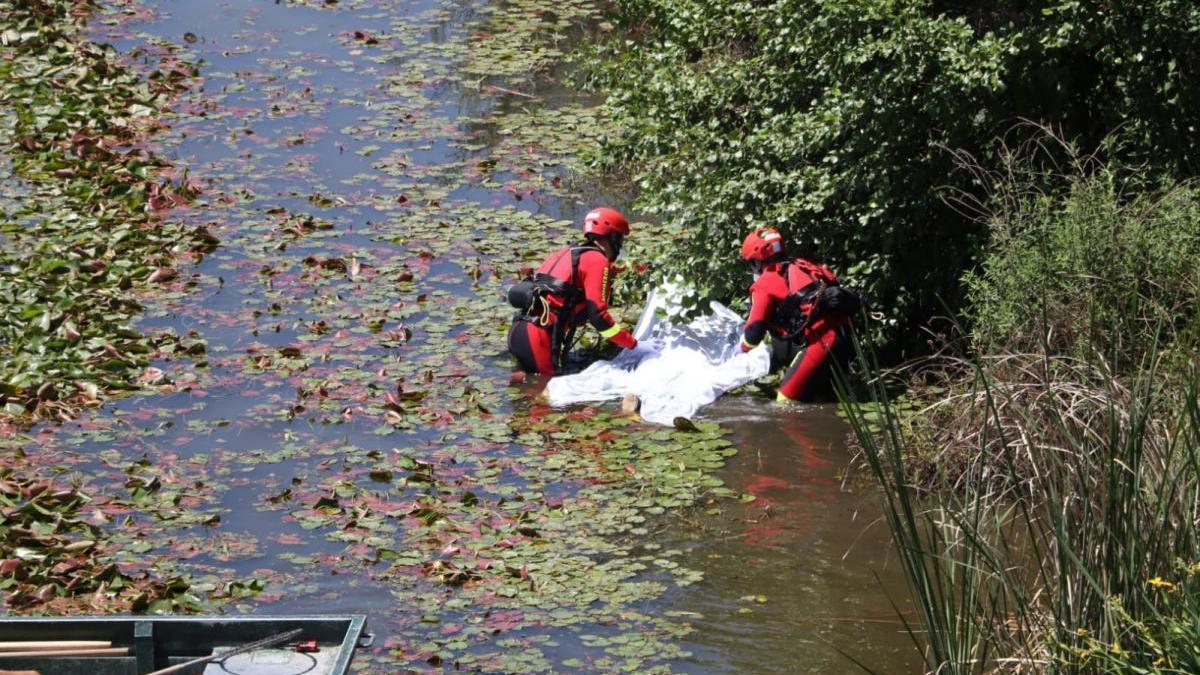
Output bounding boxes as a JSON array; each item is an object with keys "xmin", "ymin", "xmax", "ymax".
[{"xmin": 545, "ymin": 284, "xmax": 771, "ymax": 425}]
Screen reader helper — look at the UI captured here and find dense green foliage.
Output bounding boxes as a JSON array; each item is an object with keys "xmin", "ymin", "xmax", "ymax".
[
  {"xmin": 0, "ymin": 0, "xmax": 208, "ymax": 422},
  {"xmin": 589, "ymin": 0, "xmax": 1200, "ymax": 356}
]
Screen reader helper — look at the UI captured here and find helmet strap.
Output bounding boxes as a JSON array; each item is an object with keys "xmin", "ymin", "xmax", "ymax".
[
  {"xmin": 600, "ymin": 236, "xmax": 618, "ymax": 262},
  {"xmin": 584, "ymin": 233, "xmax": 621, "ymax": 261}
]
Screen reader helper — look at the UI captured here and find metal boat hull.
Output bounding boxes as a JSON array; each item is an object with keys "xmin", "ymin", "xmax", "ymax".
[{"xmin": 0, "ymin": 615, "xmax": 368, "ymax": 675}]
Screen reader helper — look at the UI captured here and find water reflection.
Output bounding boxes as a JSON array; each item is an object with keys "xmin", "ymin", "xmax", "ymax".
[
  {"xmin": 732, "ymin": 415, "xmax": 836, "ymax": 550},
  {"xmin": 661, "ymin": 398, "xmax": 922, "ymax": 674}
]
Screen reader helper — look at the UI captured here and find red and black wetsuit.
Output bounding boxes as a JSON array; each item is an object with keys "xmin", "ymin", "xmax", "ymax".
[
  {"xmin": 740, "ymin": 258, "xmax": 851, "ymax": 402},
  {"xmin": 507, "ymin": 245, "xmax": 637, "ymax": 375}
]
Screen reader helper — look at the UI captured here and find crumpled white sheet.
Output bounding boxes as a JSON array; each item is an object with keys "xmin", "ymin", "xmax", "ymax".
[{"xmin": 545, "ymin": 284, "xmax": 771, "ymax": 425}]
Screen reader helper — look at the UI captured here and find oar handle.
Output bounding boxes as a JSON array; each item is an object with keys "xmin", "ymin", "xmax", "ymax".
[
  {"xmin": 0, "ymin": 641, "xmax": 112, "ymax": 652},
  {"xmin": 0, "ymin": 647, "xmax": 128, "ymax": 658}
]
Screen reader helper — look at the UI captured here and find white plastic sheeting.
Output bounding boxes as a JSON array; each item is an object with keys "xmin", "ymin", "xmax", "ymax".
[{"xmin": 546, "ymin": 284, "xmax": 771, "ymax": 425}]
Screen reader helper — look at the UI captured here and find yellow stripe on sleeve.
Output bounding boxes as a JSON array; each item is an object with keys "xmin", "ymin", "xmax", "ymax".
[{"xmin": 599, "ymin": 324, "xmax": 624, "ymax": 339}]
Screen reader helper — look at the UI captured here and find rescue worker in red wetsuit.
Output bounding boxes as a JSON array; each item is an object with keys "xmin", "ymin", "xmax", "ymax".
[
  {"xmin": 739, "ymin": 228, "xmax": 853, "ymax": 403},
  {"xmin": 507, "ymin": 207, "xmax": 641, "ymax": 374}
]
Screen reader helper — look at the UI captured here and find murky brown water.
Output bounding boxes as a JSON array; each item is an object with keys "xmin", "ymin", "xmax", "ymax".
[{"xmin": 664, "ymin": 398, "xmax": 920, "ymax": 673}]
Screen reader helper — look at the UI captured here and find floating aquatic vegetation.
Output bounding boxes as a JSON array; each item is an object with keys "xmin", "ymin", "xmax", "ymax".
[
  {"xmin": 2, "ymin": 0, "xmax": 773, "ymax": 668},
  {"xmin": 0, "ymin": 0, "xmax": 209, "ymax": 424},
  {"xmin": 459, "ymin": 0, "xmax": 604, "ymax": 83},
  {"xmin": 0, "ymin": 469, "xmax": 235, "ymax": 614}
]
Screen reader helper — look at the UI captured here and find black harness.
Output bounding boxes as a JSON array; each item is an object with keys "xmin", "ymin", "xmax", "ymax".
[
  {"xmin": 774, "ymin": 261, "xmax": 864, "ymax": 341},
  {"xmin": 508, "ymin": 245, "xmax": 601, "ymax": 370}
]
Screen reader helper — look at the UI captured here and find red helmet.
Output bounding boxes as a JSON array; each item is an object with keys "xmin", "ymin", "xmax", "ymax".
[
  {"xmin": 582, "ymin": 207, "xmax": 629, "ymax": 237},
  {"xmin": 741, "ymin": 228, "xmax": 785, "ymax": 262}
]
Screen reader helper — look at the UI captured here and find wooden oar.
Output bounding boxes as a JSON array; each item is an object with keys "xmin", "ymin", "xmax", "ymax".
[
  {"xmin": 0, "ymin": 647, "xmax": 128, "ymax": 658},
  {"xmin": 0, "ymin": 638, "xmax": 111, "ymax": 648},
  {"xmin": 146, "ymin": 628, "xmax": 303, "ymax": 675}
]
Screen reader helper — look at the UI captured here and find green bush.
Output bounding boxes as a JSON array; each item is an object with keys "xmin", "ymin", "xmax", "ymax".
[
  {"xmin": 586, "ymin": 0, "xmax": 1200, "ymax": 357},
  {"xmin": 964, "ymin": 144, "xmax": 1200, "ymax": 371}
]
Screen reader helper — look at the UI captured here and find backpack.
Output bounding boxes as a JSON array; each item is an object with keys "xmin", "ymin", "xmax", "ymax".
[
  {"xmin": 508, "ymin": 246, "xmax": 603, "ymax": 371},
  {"xmin": 775, "ymin": 259, "xmax": 867, "ymax": 340},
  {"xmin": 507, "ymin": 246, "xmax": 594, "ymax": 325}
]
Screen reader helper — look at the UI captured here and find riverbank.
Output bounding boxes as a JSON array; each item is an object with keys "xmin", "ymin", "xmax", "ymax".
[
  {"xmin": 583, "ymin": 2, "xmax": 1200, "ymax": 672},
  {"xmin": 843, "ymin": 141, "xmax": 1200, "ymax": 672}
]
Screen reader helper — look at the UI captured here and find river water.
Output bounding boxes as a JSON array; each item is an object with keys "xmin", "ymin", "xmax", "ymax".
[{"xmin": 13, "ymin": 0, "xmax": 918, "ymax": 671}]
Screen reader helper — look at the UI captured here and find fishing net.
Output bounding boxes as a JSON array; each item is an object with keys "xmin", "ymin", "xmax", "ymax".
[{"xmin": 546, "ymin": 283, "xmax": 771, "ymax": 425}]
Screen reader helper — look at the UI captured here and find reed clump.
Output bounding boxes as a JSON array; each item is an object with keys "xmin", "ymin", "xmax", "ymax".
[{"xmin": 843, "ymin": 133, "xmax": 1200, "ymax": 674}]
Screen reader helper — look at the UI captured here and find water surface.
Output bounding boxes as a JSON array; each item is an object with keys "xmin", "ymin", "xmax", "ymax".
[{"xmin": 9, "ymin": 0, "xmax": 920, "ymax": 671}]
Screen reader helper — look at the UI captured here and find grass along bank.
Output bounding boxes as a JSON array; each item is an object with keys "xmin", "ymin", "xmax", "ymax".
[
  {"xmin": 842, "ymin": 139, "xmax": 1200, "ymax": 673},
  {"xmin": 0, "ymin": 0, "xmax": 212, "ymax": 427}
]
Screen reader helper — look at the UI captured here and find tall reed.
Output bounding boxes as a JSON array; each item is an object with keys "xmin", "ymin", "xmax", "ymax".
[{"xmin": 841, "ymin": 339, "xmax": 1200, "ymax": 673}]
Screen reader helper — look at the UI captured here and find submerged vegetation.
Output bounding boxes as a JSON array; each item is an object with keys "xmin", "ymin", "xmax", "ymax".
[{"xmin": 0, "ymin": 0, "xmax": 210, "ymax": 425}]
